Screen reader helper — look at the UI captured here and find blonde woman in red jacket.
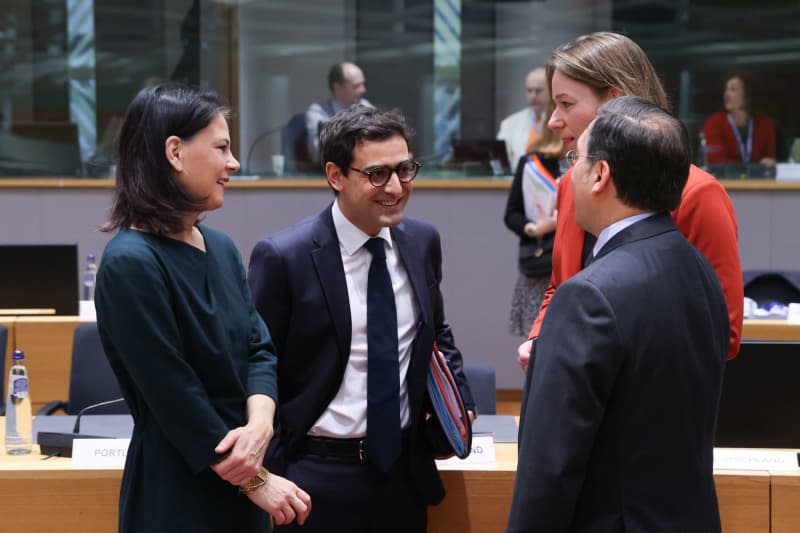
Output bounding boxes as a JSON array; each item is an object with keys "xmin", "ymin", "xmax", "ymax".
[{"xmin": 517, "ymin": 32, "xmax": 744, "ymax": 373}]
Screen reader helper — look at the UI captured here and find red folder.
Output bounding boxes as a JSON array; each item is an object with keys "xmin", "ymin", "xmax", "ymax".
[{"xmin": 426, "ymin": 342, "xmax": 472, "ymax": 459}]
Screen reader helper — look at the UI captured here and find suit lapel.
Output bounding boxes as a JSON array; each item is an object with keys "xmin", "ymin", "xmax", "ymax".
[
  {"xmin": 310, "ymin": 206, "xmax": 352, "ymax": 365},
  {"xmin": 593, "ymin": 212, "xmax": 677, "ymax": 262},
  {"xmin": 391, "ymin": 223, "xmax": 433, "ymax": 423},
  {"xmin": 391, "ymin": 223, "xmax": 432, "ymax": 330}
]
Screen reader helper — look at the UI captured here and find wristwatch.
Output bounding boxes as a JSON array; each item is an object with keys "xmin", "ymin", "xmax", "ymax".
[{"xmin": 239, "ymin": 466, "xmax": 270, "ymax": 495}]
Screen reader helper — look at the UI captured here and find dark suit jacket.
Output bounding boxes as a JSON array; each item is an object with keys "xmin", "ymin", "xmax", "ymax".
[
  {"xmin": 248, "ymin": 205, "xmax": 475, "ymax": 506},
  {"xmin": 507, "ymin": 213, "xmax": 729, "ymax": 533}
]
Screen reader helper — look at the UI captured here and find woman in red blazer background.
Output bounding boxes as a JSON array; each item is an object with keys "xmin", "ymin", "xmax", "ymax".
[{"xmin": 703, "ymin": 74, "xmax": 776, "ymax": 167}]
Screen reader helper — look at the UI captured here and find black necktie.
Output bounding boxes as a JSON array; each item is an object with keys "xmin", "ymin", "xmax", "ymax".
[{"xmin": 364, "ymin": 237, "xmax": 401, "ymax": 471}]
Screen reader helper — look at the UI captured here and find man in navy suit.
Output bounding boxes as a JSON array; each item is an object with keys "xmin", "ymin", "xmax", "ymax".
[
  {"xmin": 248, "ymin": 106, "xmax": 475, "ymax": 533},
  {"xmin": 507, "ymin": 96, "xmax": 729, "ymax": 532}
]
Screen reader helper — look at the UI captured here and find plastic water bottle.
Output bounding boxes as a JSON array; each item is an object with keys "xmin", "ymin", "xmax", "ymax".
[
  {"xmin": 5, "ymin": 350, "xmax": 33, "ymax": 455},
  {"xmin": 698, "ymin": 132, "xmax": 708, "ymax": 170},
  {"xmin": 83, "ymin": 253, "xmax": 98, "ymax": 301}
]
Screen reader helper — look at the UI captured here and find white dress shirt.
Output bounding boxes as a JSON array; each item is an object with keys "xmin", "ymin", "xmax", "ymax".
[
  {"xmin": 592, "ymin": 212, "xmax": 656, "ymax": 258},
  {"xmin": 308, "ymin": 201, "xmax": 418, "ymax": 438},
  {"xmin": 305, "ymin": 97, "xmax": 374, "ymax": 163},
  {"xmin": 497, "ymin": 107, "xmax": 546, "ymax": 168}
]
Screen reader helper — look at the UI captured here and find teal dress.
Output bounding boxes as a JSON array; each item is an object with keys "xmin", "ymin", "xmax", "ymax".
[{"xmin": 95, "ymin": 226, "xmax": 277, "ymax": 533}]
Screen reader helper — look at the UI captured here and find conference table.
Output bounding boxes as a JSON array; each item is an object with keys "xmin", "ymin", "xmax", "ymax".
[
  {"xmin": 0, "ymin": 420, "xmax": 797, "ymax": 533},
  {"xmin": 2, "ymin": 317, "xmax": 800, "ymax": 531}
]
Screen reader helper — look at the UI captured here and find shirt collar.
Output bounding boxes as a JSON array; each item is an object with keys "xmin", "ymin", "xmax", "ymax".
[
  {"xmin": 593, "ymin": 212, "xmax": 655, "ymax": 258},
  {"xmin": 331, "ymin": 200, "xmax": 393, "ymax": 256}
]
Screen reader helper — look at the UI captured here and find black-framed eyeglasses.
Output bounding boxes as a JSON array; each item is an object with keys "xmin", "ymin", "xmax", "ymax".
[
  {"xmin": 565, "ymin": 150, "xmax": 596, "ymax": 167},
  {"xmin": 349, "ymin": 160, "xmax": 421, "ymax": 187}
]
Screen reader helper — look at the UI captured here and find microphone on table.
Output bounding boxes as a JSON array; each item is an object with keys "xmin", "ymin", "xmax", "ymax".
[{"xmin": 38, "ymin": 398, "xmax": 128, "ymax": 458}]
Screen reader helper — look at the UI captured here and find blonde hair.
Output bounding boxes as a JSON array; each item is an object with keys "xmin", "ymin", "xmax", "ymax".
[
  {"xmin": 546, "ymin": 32, "xmax": 670, "ymax": 112},
  {"xmin": 529, "ymin": 103, "xmax": 563, "ymax": 159}
]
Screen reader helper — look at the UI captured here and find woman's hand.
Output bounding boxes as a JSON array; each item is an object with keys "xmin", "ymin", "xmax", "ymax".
[
  {"xmin": 247, "ymin": 473, "xmax": 312, "ymax": 526},
  {"xmin": 534, "ymin": 214, "xmax": 557, "ymax": 235},
  {"xmin": 211, "ymin": 394, "xmax": 276, "ymax": 486}
]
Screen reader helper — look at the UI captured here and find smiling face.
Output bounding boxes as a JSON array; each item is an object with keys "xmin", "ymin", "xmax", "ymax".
[
  {"xmin": 548, "ymin": 70, "xmax": 610, "ymax": 152},
  {"xmin": 328, "ymin": 134, "xmax": 412, "ymax": 236},
  {"xmin": 171, "ymin": 113, "xmax": 239, "ymax": 214}
]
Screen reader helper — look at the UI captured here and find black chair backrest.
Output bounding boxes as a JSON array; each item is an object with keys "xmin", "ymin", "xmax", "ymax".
[
  {"xmin": 67, "ymin": 322, "xmax": 128, "ymax": 415},
  {"xmin": 743, "ymin": 270, "xmax": 800, "ymax": 305},
  {"xmin": 281, "ymin": 113, "xmax": 311, "ymax": 170},
  {"xmin": 716, "ymin": 341, "xmax": 800, "ymax": 448},
  {"xmin": 462, "ymin": 362, "xmax": 497, "ymax": 415}
]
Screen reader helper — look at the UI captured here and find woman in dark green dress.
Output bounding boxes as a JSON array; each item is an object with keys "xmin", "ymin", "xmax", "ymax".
[{"xmin": 95, "ymin": 84, "xmax": 311, "ymax": 532}]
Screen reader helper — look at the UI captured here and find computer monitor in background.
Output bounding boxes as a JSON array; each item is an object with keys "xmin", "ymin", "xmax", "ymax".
[
  {"xmin": 450, "ymin": 139, "xmax": 511, "ymax": 175},
  {"xmin": 715, "ymin": 340, "xmax": 800, "ymax": 448},
  {"xmin": 0, "ymin": 122, "xmax": 82, "ymax": 176},
  {"xmin": 0, "ymin": 244, "xmax": 79, "ymax": 315}
]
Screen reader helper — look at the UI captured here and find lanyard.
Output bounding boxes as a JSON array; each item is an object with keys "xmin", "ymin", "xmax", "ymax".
[{"xmin": 727, "ymin": 114, "xmax": 753, "ymax": 163}]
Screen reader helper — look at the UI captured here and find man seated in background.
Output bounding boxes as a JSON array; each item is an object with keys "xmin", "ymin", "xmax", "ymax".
[
  {"xmin": 497, "ymin": 67, "xmax": 550, "ymax": 166},
  {"xmin": 507, "ymin": 96, "xmax": 729, "ymax": 532},
  {"xmin": 305, "ymin": 61, "xmax": 374, "ymax": 163}
]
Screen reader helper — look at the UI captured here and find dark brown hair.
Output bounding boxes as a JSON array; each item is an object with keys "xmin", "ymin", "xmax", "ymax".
[{"xmin": 101, "ymin": 84, "xmax": 229, "ymax": 235}]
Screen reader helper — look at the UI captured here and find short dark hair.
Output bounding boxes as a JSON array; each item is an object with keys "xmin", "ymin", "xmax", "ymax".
[
  {"xmin": 102, "ymin": 84, "xmax": 229, "ymax": 235},
  {"xmin": 589, "ymin": 96, "xmax": 689, "ymax": 212},
  {"xmin": 327, "ymin": 63, "xmax": 345, "ymax": 92},
  {"xmin": 319, "ymin": 105, "xmax": 412, "ymax": 175}
]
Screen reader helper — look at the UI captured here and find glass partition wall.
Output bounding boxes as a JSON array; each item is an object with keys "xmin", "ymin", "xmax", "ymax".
[{"xmin": 1, "ymin": 0, "xmax": 798, "ymax": 179}]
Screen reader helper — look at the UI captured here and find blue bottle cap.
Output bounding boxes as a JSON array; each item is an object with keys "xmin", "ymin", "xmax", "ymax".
[
  {"xmin": 12, "ymin": 350, "xmax": 24, "ymax": 360},
  {"xmin": 88, "ymin": 253, "xmax": 96, "ymax": 262}
]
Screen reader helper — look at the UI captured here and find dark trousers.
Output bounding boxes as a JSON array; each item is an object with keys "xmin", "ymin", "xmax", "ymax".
[{"xmin": 275, "ymin": 449, "xmax": 426, "ymax": 533}]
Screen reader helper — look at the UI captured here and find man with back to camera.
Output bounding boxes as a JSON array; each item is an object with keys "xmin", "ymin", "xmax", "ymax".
[
  {"xmin": 506, "ymin": 96, "xmax": 729, "ymax": 532},
  {"xmin": 248, "ymin": 105, "xmax": 475, "ymax": 533},
  {"xmin": 305, "ymin": 61, "xmax": 374, "ymax": 163},
  {"xmin": 497, "ymin": 67, "xmax": 550, "ymax": 166}
]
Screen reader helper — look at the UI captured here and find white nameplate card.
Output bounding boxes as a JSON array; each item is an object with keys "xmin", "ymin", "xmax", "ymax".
[
  {"xmin": 72, "ymin": 438, "xmax": 131, "ymax": 468},
  {"xmin": 435, "ymin": 434, "xmax": 496, "ymax": 467},
  {"xmin": 713, "ymin": 448, "xmax": 800, "ymax": 472}
]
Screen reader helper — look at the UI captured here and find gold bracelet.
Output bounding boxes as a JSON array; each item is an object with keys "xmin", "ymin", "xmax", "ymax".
[{"xmin": 239, "ymin": 466, "xmax": 270, "ymax": 495}]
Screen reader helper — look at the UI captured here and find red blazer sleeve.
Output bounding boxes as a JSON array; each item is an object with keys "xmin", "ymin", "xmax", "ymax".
[
  {"xmin": 672, "ymin": 166, "xmax": 743, "ymax": 359},
  {"xmin": 528, "ymin": 169, "xmax": 584, "ymax": 339},
  {"xmin": 704, "ymin": 112, "xmax": 734, "ymax": 164},
  {"xmin": 753, "ymin": 115, "xmax": 776, "ymax": 161}
]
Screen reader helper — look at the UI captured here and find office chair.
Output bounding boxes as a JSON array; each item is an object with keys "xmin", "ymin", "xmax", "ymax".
[
  {"xmin": 0, "ymin": 323, "xmax": 7, "ymax": 415},
  {"xmin": 281, "ymin": 113, "xmax": 313, "ymax": 172},
  {"xmin": 37, "ymin": 322, "xmax": 128, "ymax": 415},
  {"xmin": 743, "ymin": 270, "xmax": 800, "ymax": 306},
  {"xmin": 462, "ymin": 362, "xmax": 497, "ymax": 415}
]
